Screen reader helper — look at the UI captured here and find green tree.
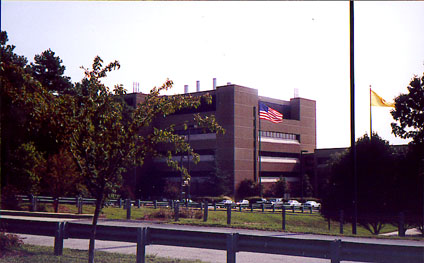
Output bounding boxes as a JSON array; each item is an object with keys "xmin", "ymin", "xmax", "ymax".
[
  {"xmin": 302, "ymin": 174, "xmax": 313, "ymax": 198},
  {"xmin": 321, "ymin": 134, "xmax": 397, "ymax": 235},
  {"xmin": 39, "ymin": 148, "xmax": 85, "ymax": 212},
  {"xmin": 391, "ymin": 72, "xmax": 424, "ymax": 234},
  {"xmin": 7, "ymin": 142, "xmax": 45, "ymax": 195},
  {"xmin": 271, "ymin": 177, "xmax": 288, "ymax": 198},
  {"xmin": 28, "ymin": 48, "xmax": 73, "ymax": 95},
  {"xmin": 1, "ymin": 31, "xmax": 71, "ymax": 191},
  {"xmin": 237, "ymin": 179, "xmax": 261, "ymax": 199},
  {"xmin": 200, "ymin": 160, "xmax": 232, "ymax": 197},
  {"xmin": 7, "ymin": 56, "xmax": 223, "ymax": 262},
  {"xmin": 1, "ymin": 31, "xmax": 43, "ymax": 191},
  {"xmin": 391, "ymin": 72, "xmax": 424, "ymax": 145},
  {"xmin": 1, "ymin": 31, "xmax": 224, "ymax": 261}
]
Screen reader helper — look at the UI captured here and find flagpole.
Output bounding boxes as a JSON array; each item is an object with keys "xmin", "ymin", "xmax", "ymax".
[
  {"xmin": 350, "ymin": 0, "xmax": 358, "ymax": 235},
  {"xmin": 253, "ymin": 106, "xmax": 257, "ymax": 182},
  {"xmin": 258, "ymin": 109, "xmax": 262, "ymax": 198},
  {"xmin": 370, "ymin": 85, "xmax": 372, "ymax": 139}
]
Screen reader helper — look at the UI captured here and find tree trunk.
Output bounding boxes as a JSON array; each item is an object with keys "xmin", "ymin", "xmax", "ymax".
[{"xmin": 88, "ymin": 193, "xmax": 104, "ymax": 263}]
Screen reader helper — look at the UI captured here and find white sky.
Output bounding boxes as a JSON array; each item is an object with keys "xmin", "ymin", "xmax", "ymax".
[{"xmin": 2, "ymin": 1, "xmax": 424, "ymax": 149}]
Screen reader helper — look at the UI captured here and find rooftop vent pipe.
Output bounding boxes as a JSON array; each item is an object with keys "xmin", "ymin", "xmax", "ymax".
[
  {"xmin": 184, "ymin": 85, "xmax": 188, "ymax": 94},
  {"xmin": 196, "ymin": 81, "xmax": 200, "ymax": 92},
  {"xmin": 213, "ymin": 78, "xmax": 216, "ymax": 90}
]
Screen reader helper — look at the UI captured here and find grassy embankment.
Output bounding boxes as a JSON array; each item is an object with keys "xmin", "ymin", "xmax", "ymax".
[
  {"xmin": 0, "ymin": 244, "xmax": 206, "ymax": 263},
  {"xmin": 33, "ymin": 203, "xmax": 399, "ymax": 237}
]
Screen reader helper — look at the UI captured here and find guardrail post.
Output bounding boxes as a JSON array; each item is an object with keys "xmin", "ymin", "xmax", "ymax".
[
  {"xmin": 126, "ymin": 199, "xmax": 131, "ymax": 220},
  {"xmin": 29, "ymin": 195, "xmax": 38, "ymax": 212},
  {"xmin": 119, "ymin": 198, "xmax": 122, "ymax": 208},
  {"xmin": 154, "ymin": 200, "xmax": 157, "ymax": 209},
  {"xmin": 301, "ymin": 206, "xmax": 304, "ymax": 213},
  {"xmin": 292, "ymin": 206, "xmax": 295, "ymax": 213},
  {"xmin": 250, "ymin": 204, "xmax": 253, "ymax": 212},
  {"xmin": 226, "ymin": 233, "xmax": 238, "ymax": 263},
  {"xmin": 136, "ymin": 227, "xmax": 148, "ymax": 263},
  {"xmin": 54, "ymin": 222, "xmax": 65, "ymax": 256},
  {"xmin": 330, "ymin": 239, "xmax": 341, "ymax": 263},
  {"xmin": 174, "ymin": 202, "xmax": 179, "ymax": 221},
  {"xmin": 29, "ymin": 195, "xmax": 34, "ymax": 211},
  {"xmin": 53, "ymin": 198, "xmax": 59, "ymax": 213},
  {"xmin": 261, "ymin": 203, "xmax": 265, "ymax": 212},
  {"xmin": 282, "ymin": 206, "xmax": 286, "ymax": 230},
  {"xmin": 227, "ymin": 205, "xmax": 232, "ymax": 225},
  {"xmin": 137, "ymin": 199, "xmax": 141, "ymax": 208},
  {"xmin": 272, "ymin": 204, "xmax": 275, "ymax": 213},
  {"xmin": 310, "ymin": 207, "xmax": 313, "ymax": 214},
  {"xmin": 204, "ymin": 201, "xmax": 208, "ymax": 222},
  {"xmin": 34, "ymin": 196, "xmax": 38, "ymax": 211},
  {"xmin": 339, "ymin": 210, "xmax": 344, "ymax": 234},
  {"xmin": 78, "ymin": 197, "xmax": 83, "ymax": 214},
  {"xmin": 398, "ymin": 212, "xmax": 405, "ymax": 237},
  {"xmin": 200, "ymin": 202, "xmax": 203, "ymax": 212}
]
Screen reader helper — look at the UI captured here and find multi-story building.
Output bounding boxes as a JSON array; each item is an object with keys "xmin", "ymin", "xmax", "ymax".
[{"xmin": 124, "ymin": 82, "xmax": 316, "ymax": 198}]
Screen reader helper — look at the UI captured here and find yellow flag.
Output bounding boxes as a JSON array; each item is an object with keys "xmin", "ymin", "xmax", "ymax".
[{"xmin": 370, "ymin": 90, "xmax": 395, "ymax": 107}]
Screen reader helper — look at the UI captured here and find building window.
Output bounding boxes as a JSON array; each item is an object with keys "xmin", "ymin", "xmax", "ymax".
[{"xmin": 260, "ymin": 130, "xmax": 299, "ymax": 142}]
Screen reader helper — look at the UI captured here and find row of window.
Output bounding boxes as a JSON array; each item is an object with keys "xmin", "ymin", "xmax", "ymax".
[
  {"xmin": 260, "ymin": 131, "xmax": 299, "ymax": 141},
  {"xmin": 175, "ymin": 128, "xmax": 210, "ymax": 136}
]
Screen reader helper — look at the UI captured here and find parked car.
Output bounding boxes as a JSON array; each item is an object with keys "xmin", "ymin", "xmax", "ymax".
[
  {"xmin": 267, "ymin": 198, "xmax": 284, "ymax": 205},
  {"xmin": 218, "ymin": 200, "xmax": 233, "ymax": 205},
  {"xmin": 303, "ymin": 201, "xmax": 321, "ymax": 208},
  {"xmin": 287, "ymin": 200, "xmax": 301, "ymax": 207},
  {"xmin": 236, "ymin": 199, "xmax": 249, "ymax": 205}
]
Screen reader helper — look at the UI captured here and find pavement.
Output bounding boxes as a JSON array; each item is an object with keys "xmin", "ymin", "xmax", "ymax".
[
  {"xmin": 7, "ymin": 216, "xmax": 424, "ymax": 263},
  {"xmin": 380, "ymin": 227, "xmax": 422, "ymax": 237}
]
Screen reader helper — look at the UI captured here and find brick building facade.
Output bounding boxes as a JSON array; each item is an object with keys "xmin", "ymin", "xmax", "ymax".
[{"xmin": 124, "ymin": 83, "xmax": 316, "ymax": 198}]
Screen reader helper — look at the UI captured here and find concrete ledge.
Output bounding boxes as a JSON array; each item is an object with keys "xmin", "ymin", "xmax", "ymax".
[{"xmin": 0, "ymin": 210, "xmax": 93, "ymax": 219}]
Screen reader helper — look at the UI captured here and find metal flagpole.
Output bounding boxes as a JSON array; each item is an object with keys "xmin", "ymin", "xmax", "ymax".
[
  {"xmin": 350, "ymin": 0, "xmax": 358, "ymax": 235},
  {"xmin": 370, "ymin": 85, "xmax": 372, "ymax": 139},
  {"xmin": 258, "ymin": 105, "xmax": 262, "ymax": 198},
  {"xmin": 253, "ymin": 107, "xmax": 257, "ymax": 182}
]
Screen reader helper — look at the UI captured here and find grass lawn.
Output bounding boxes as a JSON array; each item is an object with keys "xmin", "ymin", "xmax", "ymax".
[
  {"xmin": 20, "ymin": 202, "xmax": 400, "ymax": 237},
  {"xmin": 0, "ymin": 244, "xmax": 206, "ymax": 263}
]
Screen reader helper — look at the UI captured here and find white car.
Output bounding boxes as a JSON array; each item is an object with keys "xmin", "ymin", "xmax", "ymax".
[
  {"xmin": 236, "ymin": 200, "xmax": 249, "ymax": 205},
  {"xmin": 303, "ymin": 201, "xmax": 321, "ymax": 208},
  {"xmin": 268, "ymin": 198, "xmax": 284, "ymax": 205},
  {"xmin": 218, "ymin": 200, "xmax": 233, "ymax": 205},
  {"xmin": 287, "ymin": 200, "xmax": 301, "ymax": 207}
]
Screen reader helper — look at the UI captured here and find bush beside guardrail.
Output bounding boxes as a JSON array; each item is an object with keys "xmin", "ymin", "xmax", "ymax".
[{"xmin": 1, "ymin": 218, "xmax": 423, "ymax": 263}]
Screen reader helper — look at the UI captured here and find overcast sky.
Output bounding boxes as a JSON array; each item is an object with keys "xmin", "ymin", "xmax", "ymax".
[{"xmin": 2, "ymin": 1, "xmax": 424, "ymax": 149}]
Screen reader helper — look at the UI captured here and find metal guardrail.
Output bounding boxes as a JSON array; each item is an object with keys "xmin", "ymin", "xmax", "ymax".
[
  {"xmin": 14, "ymin": 195, "xmax": 320, "ymax": 214},
  {"xmin": 1, "ymin": 218, "xmax": 423, "ymax": 263},
  {"xmin": 0, "ymin": 218, "xmax": 65, "ymax": 256}
]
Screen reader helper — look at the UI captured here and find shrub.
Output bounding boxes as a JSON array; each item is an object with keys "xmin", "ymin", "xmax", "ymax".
[
  {"xmin": 0, "ymin": 186, "xmax": 22, "ymax": 210},
  {"xmin": 144, "ymin": 208, "xmax": 174, "ymax": 220},
  {"xmin": 179, "ymin": 208, "xmax": 202, "ymax": 219},
  {"xmin": 143, "ymin": 207, "xmax": 203, "ymax": 220},
  {"xmin": 0, "ymin": 231, "xmax": 23, "ymax": 257}
]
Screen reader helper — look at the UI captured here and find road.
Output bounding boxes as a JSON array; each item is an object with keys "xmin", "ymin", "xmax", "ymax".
[{"xmin": 11, "ymin": 217, "xmax": 424, "ymax": 263}]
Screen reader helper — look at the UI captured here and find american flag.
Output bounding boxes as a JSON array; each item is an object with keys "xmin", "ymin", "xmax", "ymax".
[{"xmin": 259, "ymin": 102, "xmax": 283, "ymax": 123}]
